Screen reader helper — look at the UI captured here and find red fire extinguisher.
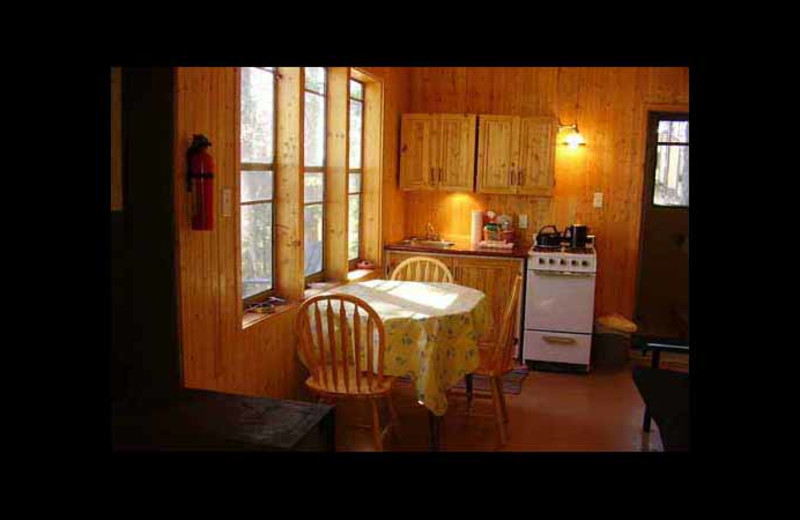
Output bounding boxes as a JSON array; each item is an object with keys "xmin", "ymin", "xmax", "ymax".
[{"xmin": 187, "ymin": 134, "xmax": 214, "ymax": 230}]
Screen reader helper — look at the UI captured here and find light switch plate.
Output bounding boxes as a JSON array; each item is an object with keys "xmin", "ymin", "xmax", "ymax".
[
  {"xmin": 519, "ymin": 214, "xmax": 528, "ymax": 229},
  {"xmin": 593, "ymin": 192, "xmax": 603, "ymax": 208},
  {"xmin": 222, "ymin": 188, "xmax": 233, "ymax": 217}
]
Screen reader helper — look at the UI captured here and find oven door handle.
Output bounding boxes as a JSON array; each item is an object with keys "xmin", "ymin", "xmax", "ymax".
[
  {"xmin": 542, "ymin": 335, "xmax": 577, "ymax": 345},
  {"xmin": 532, "ymin": 269, "xmax": 595, "ymax": 277}
]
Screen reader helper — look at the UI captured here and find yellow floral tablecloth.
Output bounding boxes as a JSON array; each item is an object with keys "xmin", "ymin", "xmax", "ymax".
[{"xmin": 313, "ymin": 279, "xmax": 487, "ymax": 416}]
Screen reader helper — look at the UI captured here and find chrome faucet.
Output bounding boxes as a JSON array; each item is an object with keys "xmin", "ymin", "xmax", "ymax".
[{"xmin": 425, "ymin": 222, "xmax": 440, "ymax": 241}]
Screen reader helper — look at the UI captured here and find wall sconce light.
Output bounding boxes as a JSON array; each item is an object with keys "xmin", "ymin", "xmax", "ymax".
[{"xmin": 558, "ymin": 121, "xmax": 587, "ymax": 148}]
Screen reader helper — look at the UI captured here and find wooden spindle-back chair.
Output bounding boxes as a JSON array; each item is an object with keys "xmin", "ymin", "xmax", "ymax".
[
  {"xmin": 461, "ymin": 274, "xmax": 523, "ymax": 446},
  {"xmin": 390, "ymin": 256, "xmax": 454, "ymax": 283},
  {"xmin": 296, "ymin": 294, "xmax": 400, "ymax": 451}
]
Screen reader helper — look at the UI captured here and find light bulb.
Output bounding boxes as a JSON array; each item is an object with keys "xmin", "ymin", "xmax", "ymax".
[{"xmin": 565, "ymin": 130, "xmax": 585, "ymax": 148}]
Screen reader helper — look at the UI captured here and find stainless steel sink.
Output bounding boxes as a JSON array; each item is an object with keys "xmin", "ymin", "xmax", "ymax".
[{"xmin": 401, "ymin": 238, "xmax": 455, "ymax": 248}]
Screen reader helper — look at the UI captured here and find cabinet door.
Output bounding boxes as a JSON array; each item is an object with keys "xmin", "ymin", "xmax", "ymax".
[
  {"xmin": 476, "ymin": 116, "xmax": 519, "ymax": 194},
  {"xmin": 453, "ymin": 256, "xmax": 524, "ymax": 347},
  {"xmin": 517, "ymin": 117, "xmax": 557, "ymax": 196},
  {"xmin": 399, "ymin": 115, "xmax": 435, "ymax": 190},
  {"xmin": 437, "ymin": 114, "xmax": 476, "ymax": 192}
]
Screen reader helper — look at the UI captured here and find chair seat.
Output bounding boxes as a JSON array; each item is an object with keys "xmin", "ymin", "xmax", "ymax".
[{"xmin": 305, "ymin": 370, "xmax": 395, "ymax": 398}]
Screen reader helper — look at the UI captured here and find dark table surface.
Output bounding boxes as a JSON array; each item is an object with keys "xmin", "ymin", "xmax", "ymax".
[{"xmin": 112, "ymin": 388, "xmax": 335, "ymax": 451}]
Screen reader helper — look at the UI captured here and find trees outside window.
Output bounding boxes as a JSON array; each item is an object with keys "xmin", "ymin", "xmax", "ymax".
[
  {"xmin": 240, "ymin": 67, "xmax": 276, "ymax": 301},
  {"xmin": 304, "ymin": 67, "xmax": 327, "ymax": 278},
  {"xmin": 348, "ymin": 78, "xmax": 364, "ymax": 264}
]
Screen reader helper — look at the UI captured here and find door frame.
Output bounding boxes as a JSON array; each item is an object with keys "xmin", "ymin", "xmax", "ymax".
[{"xmin": 633, "ymin": 103, "xmax": 689, "ymax": 333}]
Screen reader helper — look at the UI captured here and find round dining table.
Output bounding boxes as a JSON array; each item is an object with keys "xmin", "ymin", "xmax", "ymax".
[{"xmin": 322, "ymin": 279, "xmax": 489, "ymax": 450}]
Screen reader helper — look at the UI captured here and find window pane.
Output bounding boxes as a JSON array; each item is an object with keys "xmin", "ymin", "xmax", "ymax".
[
  {"xmin": 241, "ymin": 67, "xmax": 274, "ymax": 164},
  {"xmin": 348, "ymin": 194, "xmax": 360, "ymax": 261},
  {"xmin": 348, "ymin": 172, "xmax": 361, "ymax": 194},
  {"xmin": 349, "ymin": 99, "xmax": 363, "ymax": 169},
  {"xmin": 241, "ymin": 202, "xmax": 273, "ymax": 298},
  {"xmin": 654, "ymin": 145, "xmax": 689, "ymax": 207},
  {"xmin": 304, "ymin": 172, "xmax": 324, "ymax": 203},
  {"xmin": 305, "ymin": 67, "xmax": 326, "ymax": 94},
  {"xmin": 350, "ymin": 79, "xmax": 363, "ymax": 101},
  {"xmin": 241, "ymin": 170, "xmax": 273, "ymax": 203},
  {"xmin": 304, "ymin": 92, "xmax": 326, "ymax": 167},
  {"xmin": 657, "ymin": 120, "xmax": 689, "ymax": 143},
  {"xmin": 304, "ymin": 204, "xmax": 324, "ymax": 275}
]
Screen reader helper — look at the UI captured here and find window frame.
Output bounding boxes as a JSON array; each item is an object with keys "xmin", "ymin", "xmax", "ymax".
[
  {"xmin": 347, "ymin": 77, "xmax": 365, "ymax": 270},
  {"xmin": 303, "ymin": 67, "xmax": 328, "ymax": 283},
  {"xmin": 645, "ymin": 111, "xmax": 689, "ymax": 210},
  {"xmin": 239, "ymin": 66, "xmax": 278, "ymax": 308}
]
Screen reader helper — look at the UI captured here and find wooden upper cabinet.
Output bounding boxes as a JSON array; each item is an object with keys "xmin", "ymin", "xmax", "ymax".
[
  {"xmin": 400, "ymin": 114, "xmax": 476, "ymax": 191},
  {"xmin": 399, "ymin": 114, "xmax": 434, "ymax": 190},
  {"xmin": 437, "ymin": 114, "xmax": 476, "ymax": 191},
  {"xmin": 517, "ymin": 117, "xmax": 557, "ymax": 196},
  {"xmin": 476, "ymin": 116, "xmax": 519, "ymax": 194},
  {"xmin": 477, "ymin": 115, "xmax": 556, "ymax": 196}
]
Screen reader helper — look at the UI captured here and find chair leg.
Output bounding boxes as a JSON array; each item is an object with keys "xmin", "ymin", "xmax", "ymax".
[
  {"xmin": 370, "ymin": 398, "xmax": 383, "ymax": 451},
  {"xmin": 490, "ymin": 376, "xmax": 508, "ymax": 446},
  {"xmin": 497, "ymin": 377, "xmax": 509, "ymax": 424},
  {"xmin": 385, "ymin": 392, "xmax": 402, "ymax": 442},
  {"xmin": 465, "ymin": 374, "xmax": 474, "ymax": 415}
]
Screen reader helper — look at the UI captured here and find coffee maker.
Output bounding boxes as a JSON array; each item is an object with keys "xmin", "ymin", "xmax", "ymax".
[{"xmin": 563, "ymin": 224, "xmax": 589, "ymax": 249}]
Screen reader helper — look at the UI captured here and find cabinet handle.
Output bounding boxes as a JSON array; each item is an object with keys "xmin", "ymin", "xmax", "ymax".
[
  {"xmin": 518, "ymin": 168, "xmax": 524, "ymax": 186},
  {"xmin": 430, "ymin": 167, "xmax": 435, "ymax": 184},
  {"xmin": 438, "ymin": 167, "xmax": 443, "ymax": 183},
  {"xmin": 508, "ymin": 168, "xmax": 512, "ymax": 185},
  {"xmin": 543, "ymin": 335, "xmax": 576, "ymax": 345}
]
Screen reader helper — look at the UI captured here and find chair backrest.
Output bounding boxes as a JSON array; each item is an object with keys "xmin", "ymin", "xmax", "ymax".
[
  {"xmin": 296, "ymin": 294, "xmax": 387, "ymax": 394},
  {"xmin": 390, "ymin": 256, "xmax": 454, "ymax": 283},
  {"xmin": 486, "ymin": 274, "xmax": 523, "ymax": 375}
]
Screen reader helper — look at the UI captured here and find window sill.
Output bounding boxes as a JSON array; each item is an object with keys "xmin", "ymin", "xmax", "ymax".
[
  {"xmin": 241, "ymin": 269, "xmax": 380, "ymax": 329},
  {"xmin": 242, "ymin": 301, "xmax": 299, "ymax": 330},
  {"xmin": 303, "ymin": 268, "xmax": 379, "ymax": 300}
]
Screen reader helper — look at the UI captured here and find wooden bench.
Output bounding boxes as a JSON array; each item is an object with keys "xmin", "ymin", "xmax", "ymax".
[{"xmin": 112, "ymin": 388, "xmax": 335, "ymax": 452}]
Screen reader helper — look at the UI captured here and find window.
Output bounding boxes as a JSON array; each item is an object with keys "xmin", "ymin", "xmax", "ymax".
[
  {"xmin": 348, "ymin": 78, "xmax": 364, "ymax": 265},
  {"xmin": 650, "ymin": 114, "xmax": 689, "ymax": 207},
  {"xmin": 240, "ymin": 67, "xmax": 276, "ymax": 301},
  {"xmin": 304, "ymin": 67, "xmax": 326, "ymax": 278}
]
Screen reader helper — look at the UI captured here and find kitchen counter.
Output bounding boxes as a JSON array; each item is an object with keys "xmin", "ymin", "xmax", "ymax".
[{"xmin": 385, "ymin": 240, "xmax": 528, "ymax": 259}]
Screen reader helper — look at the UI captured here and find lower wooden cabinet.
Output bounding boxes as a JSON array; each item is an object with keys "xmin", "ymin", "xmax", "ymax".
[{"xmin": 385, "ymin": 250, "xmax": 524, "ymax": 347}]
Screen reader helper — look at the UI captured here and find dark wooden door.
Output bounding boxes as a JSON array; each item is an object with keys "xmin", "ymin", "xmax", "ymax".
[{"xmin": 635, "ymin": 112, "xmax": 689, "ymax": 340}]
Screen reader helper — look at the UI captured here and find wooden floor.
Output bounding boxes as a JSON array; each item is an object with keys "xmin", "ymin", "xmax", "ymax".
[{"xmin": 331, "ymin": 360, "xmax": 681, "ymax": 452}]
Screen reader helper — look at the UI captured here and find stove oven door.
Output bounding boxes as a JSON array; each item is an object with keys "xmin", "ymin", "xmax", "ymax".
[{"xmin": 525, "ymin": 269, "xmax": 596, "ymax": 334}]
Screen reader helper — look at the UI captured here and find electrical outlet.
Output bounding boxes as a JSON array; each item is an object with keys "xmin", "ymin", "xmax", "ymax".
[
  {"xmin": 519, "ymin": 214, "xmax": 528, "ymax": 229},
  {"xmin": 593, "ymin": 192, "xmax": 603, "ymax": 208}
]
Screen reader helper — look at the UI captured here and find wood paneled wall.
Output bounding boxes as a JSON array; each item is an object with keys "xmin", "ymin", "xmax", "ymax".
[
  {"xmin": 173, "ymin": 67, "xmax": 409, "ymax": 399},
  {"xmin": 404, "ymin": 67, "xmax": 689, "ymax": 319}
]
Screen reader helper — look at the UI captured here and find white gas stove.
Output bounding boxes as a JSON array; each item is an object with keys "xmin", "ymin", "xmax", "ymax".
[{"xmin": 523, "ymin": 244, "xmax": 598, "ymax": 372}]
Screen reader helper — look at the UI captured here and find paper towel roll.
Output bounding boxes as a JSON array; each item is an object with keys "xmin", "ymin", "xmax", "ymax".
[{"xmin": 470, "ymin": 210, "xmax": 484, "ymax": 247}]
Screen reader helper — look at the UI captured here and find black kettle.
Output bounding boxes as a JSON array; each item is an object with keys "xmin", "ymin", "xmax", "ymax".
[
  {"xmin": 564, "ymin": 224, "xmax": 589, "ymax": 248},
  {"xmin": 535, "ymin": 225, "xmax": 564, "ymax": 247}
]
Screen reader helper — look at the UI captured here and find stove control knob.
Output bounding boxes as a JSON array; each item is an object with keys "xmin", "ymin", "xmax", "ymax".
[
  {"xmin": 548, "ymin": 258, "xmax": 555, "ymax": 264},
  {"xmin": 538, "ymin": 258, "xmax": 545, "ymax": 264},
  {"xmin": 560, "ymin": 259, "xmax": 566, "ymax": 265},
  {"xmin": 581, "ymin": 260, "xmax": 589, "ymax": 266},
  {"xmin": 572, "ymin": 260, "xmax": 579, "ymax": 266}
]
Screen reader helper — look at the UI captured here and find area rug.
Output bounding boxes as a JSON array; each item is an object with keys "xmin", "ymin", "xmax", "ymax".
[{"xmin": 397, "ymin": 366, "xmax": 530, "ymax": 395}]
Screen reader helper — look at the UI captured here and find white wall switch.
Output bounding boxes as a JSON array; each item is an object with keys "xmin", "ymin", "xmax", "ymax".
[
  {"xmin": 222, "ymin": 188, "xmax": 233, "ymax": 217},
  {"xmin": 519, "ymin": 214, "xmax": 528, "ymax": 229},
  {"xmin": 593, "ymin": 192, "xmax": 603, "ymax": 208}
]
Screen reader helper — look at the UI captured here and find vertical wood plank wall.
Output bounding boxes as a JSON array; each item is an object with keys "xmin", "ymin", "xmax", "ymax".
[
  {"xmin": 404, "ymin": 67, "xmax": 689, "ymax": 319},
  {"xmin": 173, "ymin": 67, "xmax": 409, "ymax": 399}
]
